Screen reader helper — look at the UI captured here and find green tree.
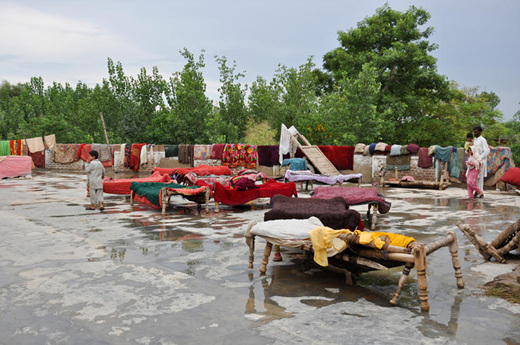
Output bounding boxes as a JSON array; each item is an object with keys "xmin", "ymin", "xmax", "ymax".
[
  {"xmin": 322, "ymin": 4, "xmax": 451, "ymax": 143},
  {"xmin": 211, "ymin": 56, "xmax": 248, "ymax": 143}
]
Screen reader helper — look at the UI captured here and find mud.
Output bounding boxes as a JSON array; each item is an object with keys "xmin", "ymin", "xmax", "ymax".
[{"xmin": 0, "ymin": 169, "xmax": 519, "ymax": 345}]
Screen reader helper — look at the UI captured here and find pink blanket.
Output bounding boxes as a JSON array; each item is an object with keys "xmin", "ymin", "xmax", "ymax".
[
  {"xmin": 312, "ymin": 186, "xmax": 391, "ymax": 214},
  {"xmin": 0, "ymin": 156, "xmax": 34, "ymax": 179}
]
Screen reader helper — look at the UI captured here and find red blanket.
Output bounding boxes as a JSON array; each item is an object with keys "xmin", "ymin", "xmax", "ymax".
[
  {"xmin": 213, "ymin": 179, "xmax": 297, "ymax": 205},
  {"xmin": 103, "ymin": 171, "xmax": 171, "ymax": 194},
  {"xmin": 318, "ymin": 146, "xmax": 354, "ymax": 170},
  {"xmin": 129, "ymin": 143, "xmax": 147, "ymax": 172},
  {"xmin": 0, "ymin": 156, "xmax": 34, "ymax": 178}
]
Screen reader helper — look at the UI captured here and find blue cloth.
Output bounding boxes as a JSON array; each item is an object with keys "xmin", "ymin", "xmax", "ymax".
[
  {"xmin": 282, "ymin": 158, "xmax": 307, "ymax": 171},
  {"xmin": 368, "ymin": 143, "xmax": 377, "ymax": 155},
  {"xmin": 449, "ymin": 149, "xmax": 460, "ymax": 178}
]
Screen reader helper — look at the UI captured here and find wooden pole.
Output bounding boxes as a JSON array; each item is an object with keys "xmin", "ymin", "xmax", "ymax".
[{"xmin": 99, "ymin": 112, "xmax": 115, "ymax": 176}]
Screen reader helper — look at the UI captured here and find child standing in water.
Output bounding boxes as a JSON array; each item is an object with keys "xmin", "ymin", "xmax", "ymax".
[
  {"xmin": 85, "ymin": 150, "xmax": 105, "ymax": 210},
  {"xmin": 465, "ymin": 146, "xmax": 483, "ymax": 199}
]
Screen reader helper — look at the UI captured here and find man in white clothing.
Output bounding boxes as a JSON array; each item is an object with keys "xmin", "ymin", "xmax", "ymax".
[{"xmin": 473, "ymin": 126, "xmax": 490, "ymax": 194}]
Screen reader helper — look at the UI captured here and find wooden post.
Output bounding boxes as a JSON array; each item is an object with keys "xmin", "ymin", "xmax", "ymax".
[
  {"xmin": 414, "ymin": 245, "xmax": 430, "ymax": 312},
  {"xmin": 99, "ymin": 112, "xmax": 115, "ymax": 176},
  {"xmin": 447, "ymin": 231, "xmax": 464, "ymax": 289},
  {"xmin": 390, "ymin": 262, "xmax": 414, "ymax": 305},
  {"xmin": 259, "ymin": 242, "xmax": 273, "ymax": 274}
]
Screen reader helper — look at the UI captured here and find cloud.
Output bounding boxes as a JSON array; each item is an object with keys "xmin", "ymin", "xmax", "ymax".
[{"xmin": 0, "ymin": 3, "xmax": 148, "ymax": 65}]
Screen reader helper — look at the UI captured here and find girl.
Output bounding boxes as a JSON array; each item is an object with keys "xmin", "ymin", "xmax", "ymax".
[{"xmin": 465, "ymin": 146, "xmax": 483, "ymax": 199}]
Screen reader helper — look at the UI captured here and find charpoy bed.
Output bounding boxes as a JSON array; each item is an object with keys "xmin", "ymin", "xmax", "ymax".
[
  {"xmin": 152, "ymin": 165, "xmax": 233, "ymax": 184},
  {"xmin": 457, "ymin": 219, "xmax": 520, "ymax": 263},
  {"xmin": 130, "ymin": 181, "xmax": 211, "ymax": 214},
  {"xmin": 311, "ymin": 186, "xmax": 391, "ymax": 230},
  {"xmin": 245, "ymin": 218, "xmax": 464, "ymax": 311},
  {"xmin": 103, "ymin": 171, "xmax": 171, "ymax": 195},
  {"xmin": 284, "ymin": 170, "xmax": 363, "ymax": 190},
  {"xmin": 212, "ymin": 179, "xmax": 298, "ymax": 211}
]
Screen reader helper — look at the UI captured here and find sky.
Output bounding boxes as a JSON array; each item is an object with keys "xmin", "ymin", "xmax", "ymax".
[{"xmin": 1, "ymin": 0, "xmax": 519, "ymax": 119}]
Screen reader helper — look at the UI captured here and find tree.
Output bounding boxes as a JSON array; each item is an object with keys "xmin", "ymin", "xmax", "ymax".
[
  {"xmin": 322, "ymin": 4, "xmax": 451, "ymax": 143},
  {"xmin": 211, "ymin": 56, "xmax": 248, "ymax": 143}
]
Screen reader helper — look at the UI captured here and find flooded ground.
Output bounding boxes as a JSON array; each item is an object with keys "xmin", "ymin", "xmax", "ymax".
[{"xmin": 0, "ymin": 169, "xmax": 519, "ymax": 345}]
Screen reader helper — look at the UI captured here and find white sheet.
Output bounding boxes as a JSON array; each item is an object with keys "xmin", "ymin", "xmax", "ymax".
[{"xmin": 249, "ymin": 216, "xmax": 323, "ymax": 240}]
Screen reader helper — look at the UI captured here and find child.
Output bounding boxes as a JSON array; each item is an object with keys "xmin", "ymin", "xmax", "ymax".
[
  {"xmin": 85, "ymin": 150, "xmax": 105, "ymax": 210},
  {"xmin": 465, "ymin": 146, "xmax": 483, "ymax": 199},
  {"xmin": 464, "ymin": 132, "xmax": 473, "ymax": 152}
]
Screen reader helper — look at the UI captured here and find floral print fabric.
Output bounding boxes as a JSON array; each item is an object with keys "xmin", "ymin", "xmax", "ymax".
[{"xmin": 222, "ymin": 144, "xmax": 258, "ymax": 169}]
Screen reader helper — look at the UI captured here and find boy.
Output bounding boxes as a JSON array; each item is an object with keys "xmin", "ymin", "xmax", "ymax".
[{"xmin": 85, "ymin": 150, "xmax": 105, "ymax": 210}]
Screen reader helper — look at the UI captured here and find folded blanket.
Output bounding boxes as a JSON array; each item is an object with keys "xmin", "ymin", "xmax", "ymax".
[
  {"xmin": 418, "ymin": 147, "xmax": 433, "ymax": 168},
  {"xmin": 312, "ymin": 186, "xmax": 391, "ymax": 214},
  {"xmin": 264, "ymin": 194, "xmax": 363, "ymax": 231}
]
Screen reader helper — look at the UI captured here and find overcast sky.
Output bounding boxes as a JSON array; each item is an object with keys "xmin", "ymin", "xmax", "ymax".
[{"xmin": 1, "ymin": 0, "xmax": 519, "ymax": 119}]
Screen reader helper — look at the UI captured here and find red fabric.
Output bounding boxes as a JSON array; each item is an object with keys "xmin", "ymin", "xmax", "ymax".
[
  {"xmin": 77, "ymin": 144, "xmax": 92, "ymax": 161},
  {"xmin": 129, "ymin": 143, "xmax": 147, "ymax": 172},
  {"xmin": 317, "ymin": 146, "xmax": 354, "ymax": 170},
  {"xmin": 0, "ymin": 156, "xmax": 34, "ymax": 178},
  {"xmin": 103, "ymin": 171, "xmax": 171, "ymax": 194},
  {"xmin": 153, "ymin": 165, "xmax": 233, "ymax": 177},
  {"xmin": 131, "ymin": 193, "xmax": 160, "ymax": 209},
  {"xmin": 418, "ymin": 147, "xmax": 433, "ymax": 168},
  {"xmin": 210, "ymin": 144, "xmax": 226, "ymax": 160},
  {"xmin": 384, "ymin": 145, "xmax": 392, "ymax": 152},
  {"xmin": 500, "ymin": 167, "xmax": 520, "ymax": 188},
  {"xmin": 29, "ymin": 151, "xmax": 45, "ymax": 168},
  {"xmin": 213, "ymin": 179, "xmax": 297, "ymax": 205}
]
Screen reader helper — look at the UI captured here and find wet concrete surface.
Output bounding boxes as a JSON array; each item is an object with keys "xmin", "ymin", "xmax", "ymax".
[{"xmin": 1, "ymin": 169, "xmax": 519, "ymax": 345}]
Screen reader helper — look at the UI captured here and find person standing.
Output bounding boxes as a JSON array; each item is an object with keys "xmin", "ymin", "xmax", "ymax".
[
  {"xmin": 473, "ymin": 126, "xmax": 490, "ymax": 193},
  {"xmin": 85, "ymin": 150, "xmax": 105, "ymax": 211},
  {"xmin": 465, "ymin": 146, "xmax": 483, "ymax": 199}
]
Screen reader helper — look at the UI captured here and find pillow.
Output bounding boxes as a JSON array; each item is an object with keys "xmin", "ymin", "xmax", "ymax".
[{"xmin": 500, "ymin": 167, "xmax": 520, "ymax": 187}]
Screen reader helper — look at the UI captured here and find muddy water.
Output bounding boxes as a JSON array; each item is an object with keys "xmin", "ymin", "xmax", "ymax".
[{"xmin": 0, "ymin": 170, "xmax": 519, "ymax": 345}]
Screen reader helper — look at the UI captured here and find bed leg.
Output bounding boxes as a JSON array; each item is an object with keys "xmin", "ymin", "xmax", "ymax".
[
  {"xmin": 215, "ymin": 201, "xmax": 220, "ymax": 213},
  {"xmin": 130, "ymin": 192, "xmax": 134, "ymax": 206},
  {"xmin": 371, "ymin": 204, "xmax": 378, "ymax": 230},
  {"xmin": 205, "ymin": 186, "xmax": 210, "ymax": 213},
  {"xmin": 390, "ymin": 262, "xmax": 413, "ymax": 305},
  {"xmin": 447, "ymin": 231, "xmax": 464, "ymax": 289},
  {"xmin": 414, "ymin": 245, "xmax": 430, "ymax": 312},
  {"xmin": 345, "ymin": 270, "xmax": 355, "ymax": 286},
  {"xmin": 260, "ymin": 242, "xmax": 273, "ymax": 274},
  {"xmin": 273, "ymin": 245, "xmax": 282, "ymax": 261},
  {"xmin": 246, "ymin": 236, "xmax": 255, "ymax": 269}
]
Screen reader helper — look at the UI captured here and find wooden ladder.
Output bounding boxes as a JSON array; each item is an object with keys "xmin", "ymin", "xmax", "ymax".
[{"xmin": 290, "ymin": 131, "xmax": 340, "ymax": 176}]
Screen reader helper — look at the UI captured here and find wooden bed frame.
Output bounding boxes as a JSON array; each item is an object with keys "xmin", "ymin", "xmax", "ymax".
[
  {"xmin": 245, "ymin": 226, "xmax": 464, "ymax": 312},
  {"xmin": 457, "ymin": 219, "xmax": 520, "ymax": 263},
  {"xmin": 380, "ymin": 164, "xmax": 450, "ymax": 190},
  {"xmin": 130, "ymin": 185, "xmax": 211, "ymax": 214}
]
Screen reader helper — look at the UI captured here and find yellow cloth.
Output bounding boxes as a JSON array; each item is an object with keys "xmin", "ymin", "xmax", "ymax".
[
  {"xmin": 309, "ymin": 227, "xmax": 353, "ymax": 267},
  {"xmin": 309, "ymin": 227, "xmax": 416, "ymax": 267}
]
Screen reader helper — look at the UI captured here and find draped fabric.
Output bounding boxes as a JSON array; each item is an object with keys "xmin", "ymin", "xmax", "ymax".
[
  {"xmin": 51, "ymin": 144, "xmax": 80, "ymax": 163},
  {"xmin": 0, "ymin": 141, "xmax": 10, "ymax": 155},
  {"xmin": 317, "ymin": 145, "xmax": 354, "ymax": 170},
  {"xmin": 386, "ymin": 154, "xmax": 411, "ymax": 171},
  {"xmin": 124, "ymin": 144, "xmax": 132, "ymax": 168},
  {"xmin": 129, "ymin": 143, "xmax": 146, "ymax": 172},
  {"xmin": 487, "ymin": 146, "xmax": 515, "ymax": 176},
  {"xmin": 257, "ymin": 145, "xmax": 280, "ymax": 166},
  {"xmin": 178, "ymin": 144, "xmax": 190, "ymax": 164},
  {"xmin": 77, "ymin": 144, "xmax": 92, "ymax": 162},
  {"xmin": 29, "ymin": 151, "xmax": 45, "ymax": 168},
  {"xmin": 210, "ymin": 144, "xmax": 226, "ymax": 160},
  {"xmin": 418, "ymin": 147, "xmax": 433, "ymax": 168},
  {"xmin": 193, "ymin": 145, "xmax": 212, "ymax": 160},
  {"xmin": 44, "ymin": 134, "xmax": 56, "ymax": 150},
  {"xmin": 164, "ymin": 145, "xmax": 179, "ymax": 157},
  {"xmin": 221, "ymin": 144, "xmax": 258, "ymax": 169},
  {"xmin": 25, "ymin": 137, "xmax": 45, "ymax": 153}
]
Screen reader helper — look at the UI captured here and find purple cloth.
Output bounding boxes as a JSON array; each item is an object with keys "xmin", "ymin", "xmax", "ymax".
[{"xmin": 406, "ymin": 143, "xmax": 420, "ymax": 154}]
